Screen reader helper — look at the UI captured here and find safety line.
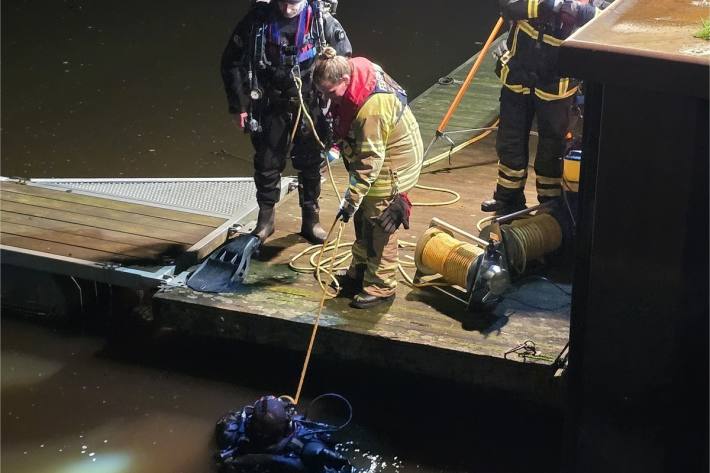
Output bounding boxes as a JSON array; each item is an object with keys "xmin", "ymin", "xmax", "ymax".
[{"xmin": 294, "ymin": 216, "xmax": 345, "ymax": 405}]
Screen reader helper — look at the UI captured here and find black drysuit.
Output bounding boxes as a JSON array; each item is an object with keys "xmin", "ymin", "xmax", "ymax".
[{"xmin": 221, "ymin": 3, "xmax": 352, "ymax": 209}]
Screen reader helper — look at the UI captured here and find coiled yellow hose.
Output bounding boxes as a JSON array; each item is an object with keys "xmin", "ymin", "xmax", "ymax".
[
  {"xmin": 417, "ymin": 229, "xmax": 484, "ymax": 288},
  {"xmin": 502, "ymin": 213, "xmax": 562, "ymax": 274}
]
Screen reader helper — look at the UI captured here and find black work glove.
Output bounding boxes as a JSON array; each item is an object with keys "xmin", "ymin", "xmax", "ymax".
[
  {"xmin": 336, "ymin": 202, "xmax": 356, "ymax": 223},
  {"xmin": 375, "ymin": 193, "xmax": 412, "ymax": 234}
]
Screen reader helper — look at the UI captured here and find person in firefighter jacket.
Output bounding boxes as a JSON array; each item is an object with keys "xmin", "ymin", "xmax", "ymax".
[
  {"xmin": 221, "ymin": 0, "xmax": 352, "ymax": 243},
  {"xmin": 313, "ymin": 47, "xmax": 423, "ymax": 309},
  {"xmin": 481, "ymin": 0, "xmax": 600, "ymax": 215}
]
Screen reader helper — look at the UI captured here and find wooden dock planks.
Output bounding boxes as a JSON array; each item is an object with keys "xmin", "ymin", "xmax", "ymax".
[
  {"xmin": 0, "ymin": 181, "xmax": 228, "ymax": 263},
  {"xmin": 155, "ymin": 137, "xmax": 570, "ymax": 400},
  {"xmin": 154, "ymin": 44, "xmax": 571, "ymax": 399}
]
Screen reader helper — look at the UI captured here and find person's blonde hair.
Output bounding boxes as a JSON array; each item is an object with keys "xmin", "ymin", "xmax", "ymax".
[{"xmin": 313, "ymin": 46, "xmax": 350, "ymax": 85}]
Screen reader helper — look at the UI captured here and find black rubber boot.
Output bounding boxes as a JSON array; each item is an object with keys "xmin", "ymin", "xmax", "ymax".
[
  {"xmin": 481, "ymin": 195, "xmax": 527, "ymax": 216},
  {"xmin": 480, "ymin": 199, "xmax": 527, "ymax": 216},
  {"xmin": 251, "ymin": 204, "xmax": 275, "ymax": 243},
  {"xmin": 350, "ymin": 292, "xmax": 396, "ymax": 309},
  {"xmin": 481, "ymin": 198, "xmax": 499, "ymax": 212},
  {"xmin": 300, "ymin": 205, "xmax": 327, "ymax": 244},
  {"xmin": 328, "ymin": 266, "xmax": 365, "ymax": 297}
]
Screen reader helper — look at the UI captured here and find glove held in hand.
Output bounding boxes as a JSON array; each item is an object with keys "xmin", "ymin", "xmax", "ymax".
[{"xmin": 375, "ymin": 193, "xmax": 412, "ymax": 234}]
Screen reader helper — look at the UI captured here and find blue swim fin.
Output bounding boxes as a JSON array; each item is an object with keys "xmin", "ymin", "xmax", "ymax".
[{"xmin": 186, "ymin": 235, "xmax": 261, "ymax": 293}]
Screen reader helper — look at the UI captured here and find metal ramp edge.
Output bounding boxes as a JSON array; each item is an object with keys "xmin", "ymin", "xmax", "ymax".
[{"xmin": 20, "ymin": 176, "xmax": 293, "ymax": 220}]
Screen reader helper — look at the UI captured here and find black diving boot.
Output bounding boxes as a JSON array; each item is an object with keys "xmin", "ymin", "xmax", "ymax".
[
  {"xmin": 300, "ymin": 205, "xmax": 327, "ymax": 244},
  {"xmin": 251, "ymin": 204, "xmax": 275, "ymax": 243}
]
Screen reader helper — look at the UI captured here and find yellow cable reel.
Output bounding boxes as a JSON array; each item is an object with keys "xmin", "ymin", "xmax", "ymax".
[{"xmin": 414, "ymin": 227, "xmax": 485, "ymax": 289}]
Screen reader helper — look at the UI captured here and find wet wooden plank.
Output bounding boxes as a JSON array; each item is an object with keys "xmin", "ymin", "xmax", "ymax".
[
  {"xmin": 2, "ymin": 201, "xmax": 201, "ymax": 245},
  {"xmin": 0, "ymin": 222, "xmax": 173, "ymax": 259},
  {"xmin": 0, "ymin": 233, "xmax": 138, "ymax": 262},
  {"xmin": 0, "ymin": 181, "xmax": 225, "ymax": 227},
  {"xmin": 1, "ymin": 190, "xmax": 212, "ymax": 237},
  {"xmin": 1, "ymin": 179, "xmax": 231, "ymax": 267},
  {"xmin": 0, "ymin": 211, "xmax": 184, "ymax": 249}
]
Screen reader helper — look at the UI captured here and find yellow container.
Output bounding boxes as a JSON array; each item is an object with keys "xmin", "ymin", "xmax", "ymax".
[{"xmin": 563, "ymin": 150, "xmax": 581, "ymax": 192}]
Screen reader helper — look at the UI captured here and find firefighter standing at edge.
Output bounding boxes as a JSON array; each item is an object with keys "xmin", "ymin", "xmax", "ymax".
[
  {"xmin": 313, "ymin": 47, "xmax": 423, "ymax": 310},
  {"xmin": 481, "ymin": 0, "xmax": 600, "ymax": 215},
  {"xmin": 221, "ymin": 0, "xmax": 352, "ymax": 244}
]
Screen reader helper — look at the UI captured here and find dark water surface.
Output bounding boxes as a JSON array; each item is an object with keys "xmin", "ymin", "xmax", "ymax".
[
  {"xmin": 1, "ymin": 2, "xmax": 565, "ymax": 472},
  {"xmin": 2, "ymin": 316, "xmax": 563, "ymax": 473},
  {"xmin": 2, "ymin": 0, "xmax": 500, "ymax": 178}
]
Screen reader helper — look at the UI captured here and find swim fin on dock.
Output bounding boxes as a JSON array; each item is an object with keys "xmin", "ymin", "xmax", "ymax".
[{"xmin": 186, "ymin": 235, "xmax": 261, "ymax": 293}]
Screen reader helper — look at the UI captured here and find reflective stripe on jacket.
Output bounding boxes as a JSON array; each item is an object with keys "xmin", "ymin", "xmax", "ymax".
[
  {"xmin": 497, "ymin": 0, "xmax": 600, "ymax": 101},
  {"xmin": 341, "ymin": 93, "xmax": 423, "ymax": 208}
]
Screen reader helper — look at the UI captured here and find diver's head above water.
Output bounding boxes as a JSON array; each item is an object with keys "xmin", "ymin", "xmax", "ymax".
[
  {"xmin": 247, "ymin": 395, "xmax": 294, "ymax": 448},
  {"xmin": 277, "ymin": 0, "xmax": 307, "ymax": 18}
]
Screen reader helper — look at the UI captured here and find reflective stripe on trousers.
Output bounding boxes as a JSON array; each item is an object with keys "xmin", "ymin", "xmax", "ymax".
[{"xmin": 494, "ymin": 86, "xmax": 572, "ymax": 203}]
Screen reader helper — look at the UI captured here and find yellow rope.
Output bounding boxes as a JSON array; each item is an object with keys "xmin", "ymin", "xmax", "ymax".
[
  {"xmin": 294, "ymin": 216, "xmax": 344, "ymax": 405},
  {"xmin": 288, "ymin": 155, "xmax": 461, "ymax": 287},
  {"xmin": 292, "ymin": 73, "xmax": 325, "ymax": 150},
  {"xmin": 502, "ymin": 213, "xmax": 562, "ymax": 274},
  {"xmin": 476, "ymin": 215, "xmax": 497, "ymax": 232},
  {"xmin": 410, "ymin": 183, "xmax": 460, "ymax": 206},
  {"xmin": 289, "ymin": 98, "xmax": 303, "ymax": 146},
  {"xmin": 418, "ymin": 229, "xmax": 484, "ymax": 288}
]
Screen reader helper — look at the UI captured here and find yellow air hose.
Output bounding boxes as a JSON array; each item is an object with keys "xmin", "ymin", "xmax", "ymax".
[
  {"xmin": 502, "ymin": 213, "xmax": 562, "ymax": 274},
  {"xmin": 414, "ymin": 228, "xmax": 485, "ymax": 288}
]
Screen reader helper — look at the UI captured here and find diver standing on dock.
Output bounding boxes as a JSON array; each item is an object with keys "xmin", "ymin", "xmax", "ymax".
[
  {"xmin": 481, "ymin": 0, "xmax": 600, "ymax": 215},
  {"xmin": 313, "ymin": 47, "xmax": 423, "ymax": 309},
  {"xmin": 221, "ymin": 0, "xmax": 352, "ymax": 244}
]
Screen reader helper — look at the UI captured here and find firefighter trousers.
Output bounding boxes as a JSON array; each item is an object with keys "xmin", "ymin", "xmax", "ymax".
[
  {"xmin": 494, "ymin": 87, "xmax": 572, "ymax": 205},
  {"xmin": 347, "ymin": 196, "xmax": 399, "ymax": 298}
]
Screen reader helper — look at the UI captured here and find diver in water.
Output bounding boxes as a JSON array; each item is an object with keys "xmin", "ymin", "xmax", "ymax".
[{"xmin": 215, "ymin": 395, "xmax": 353, "ymax": 472}]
